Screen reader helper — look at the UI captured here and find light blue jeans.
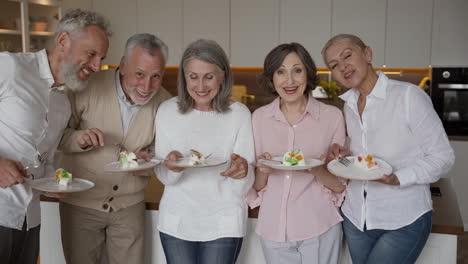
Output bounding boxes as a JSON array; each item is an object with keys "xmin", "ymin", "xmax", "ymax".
[
  {"xmin": 342, "ymin": 211, "xmax": 432, "ymax": 264},
  {"xmin": 159, "ymin": 232, "xmax": 243, "ymax": 264}
]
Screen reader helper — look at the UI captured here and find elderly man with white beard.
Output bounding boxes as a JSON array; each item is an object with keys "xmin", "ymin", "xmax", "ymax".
[
  {"xmin": 57, "ymin": 33, "xmax": 172, "ymax": 264},
  {"xmin": 0, "ymin": 9, "xmax": 110, "ymax": 264}
]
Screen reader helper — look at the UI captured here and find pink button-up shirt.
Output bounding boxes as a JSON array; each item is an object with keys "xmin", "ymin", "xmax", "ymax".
[{"xmin": 246, "ymin": 97, "xmax": 346, "ymax": 242}]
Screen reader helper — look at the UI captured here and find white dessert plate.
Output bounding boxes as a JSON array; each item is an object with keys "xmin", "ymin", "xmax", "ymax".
[
  {"xmin": 28, "ymin": 178, "xmax": 95, "ymax": 193},
  {"xmin": 104, "ymin": 159, "xmax": 161, "ymax": 172},
  {"xmin": 166, "ymin": 157, "xmax": 227, "ymax": 168},
  {"xmin": 327, "ymin": 156, "xmax": 392, "ymax": 181},
  {"xmin": 258, "ymin": 157, "xmax": 323, "ymax": 171}
]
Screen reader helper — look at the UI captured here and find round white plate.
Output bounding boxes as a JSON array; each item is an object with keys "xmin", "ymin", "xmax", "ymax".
[
  {"xmin": 327, "ymin": 156, "xmax": 393, "ymax": 181},
  {"xmin": 258, "ymin": 157, "xmax": 323, "ymax": 171},
  {"xmin": 104, "ymin": 159, "xmax": 160, "ymax": 172},
  {"xmin": 29, "ymin": 178, "xmax": 95, "ymax": 193},
  {"xmin": 166, "ymin": 157, "xmax": 227, "ymax": 168}
]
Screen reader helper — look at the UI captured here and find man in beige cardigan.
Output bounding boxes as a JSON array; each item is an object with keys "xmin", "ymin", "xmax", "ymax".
[{"xmin": 58, "ymin": 33, "xmax": 172, "ymax": 264}]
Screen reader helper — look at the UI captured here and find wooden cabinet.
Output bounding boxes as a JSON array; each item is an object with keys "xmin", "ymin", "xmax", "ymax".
[
  {"xmin": 385, "ymin": 0, "xmax": 433, "ymax": 68},
  {"xmin": 331, "ymin": 0, "xmax": 386, "ymax": 67},
  {"xmin": 137, "ymin": 0, "xmax": 183, "ymax": 66},
  {"xmin": 431, "ymin": 0, "xmax": 468, "ymax": 67},
  {"xmin": 230, "ymin": 0, "xmax": 278, "ymax": 67},
  {"xmin": 279, "ymin": 0, "xmax": 332, "ymax": 67}
]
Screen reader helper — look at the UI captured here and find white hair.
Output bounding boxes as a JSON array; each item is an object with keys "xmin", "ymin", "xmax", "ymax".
[
  {"xmin": 54, "ymin": 9, "xmax": 112, "ymax": 39},
  {"xmin": 123, "ymin": 33, "xmax": 168, "ymax": 64}
]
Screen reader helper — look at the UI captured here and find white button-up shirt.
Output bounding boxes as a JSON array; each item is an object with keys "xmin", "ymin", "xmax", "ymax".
[
  {"xmin": 115, "ymin": 69, "xmax": 141, "ymax": 136},
  {"xmin": 0, "ymin": 49, "xmax": 71, "ymax": 230},
  {"xmin": 340, "ymin": 71, "xmax": 454, "ymax": 231}
]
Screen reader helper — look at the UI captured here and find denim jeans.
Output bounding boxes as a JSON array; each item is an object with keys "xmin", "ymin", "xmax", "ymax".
[
  {"xmin": 342, "ymin": 211, "xmax": 432, "ymax": 264},
  {"xmin": 159, "ymin": 232, "xmax": 243, "ymax": 264}
]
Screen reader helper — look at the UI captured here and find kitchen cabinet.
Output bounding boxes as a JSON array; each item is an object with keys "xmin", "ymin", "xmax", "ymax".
[
  {"xmin": 331, "ymin": 0, "xmax": 386, "ymax": 67},
  {"xmin": 93, "ymin": 0, "xmax": 137, "ymax": 65},
  {"xmin": 137, "ymin": 0, "xmax": 183, "ymax": 66},
  {"xmin": 385, "ymin": 0, "xmax": 433, "ymax": 68},
  {"xmin": 183, "ymin": 0, "xmax": 229, "ymax": 57},
  {"xmin": 0, "ymin": 0, "xmax": 61, "ymax": 53},
  {"xmin": 279, "ymin": 0, "xmax": 332, "ymax": 67},
  {"xmin": 431, "ymin": 0, "xmax": 468, "ymax": 67},
  {"xmin": 230, "ymin": 0, "xmax": 278, "ymax": 67}
]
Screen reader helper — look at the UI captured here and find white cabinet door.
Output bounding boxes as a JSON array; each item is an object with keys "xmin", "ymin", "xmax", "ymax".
[
  {"xmin": 230, "ymin": 0, "xmax": 279, "ymax": 67},
  {"xmin": 431, "ymin": 0, "xmax": 468, "ymax": 67},
  {"xmin": 385, "ymin": 0, "xmax": 433, "ymax": 68},
  {"xmin": 332, "ymin": 0, "xmax": 386, "ymax": 67},
  {"xmin": 62, "ymin": 0, "xmax": 92, "ymax": 11},
  {"xmin": 183, "ymin": 0, "xmax": 229, "ymax": 56},
  {"xmin": 137, "ymin": 0, "xmax": 183, "ymax": 66},
  {"xmin": 280, "ymin": 0, "xmax": 332, "ymax": 67},
  {"xmin": 93, "ymin": 0, "xmax": 137, "ymax": 65}
]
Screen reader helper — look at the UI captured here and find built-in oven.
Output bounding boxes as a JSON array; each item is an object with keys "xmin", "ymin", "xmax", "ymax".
[{"xmin": 431, "ymin": 67, "xmax": 468, "ymax": 136}]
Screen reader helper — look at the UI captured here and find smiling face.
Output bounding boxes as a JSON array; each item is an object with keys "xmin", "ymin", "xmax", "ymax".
[
  {"xmin": 272, "ymin": 52, "xmax": 308, "ymax": 104},
  {"xmin": 119, "ymin": 46, "xmax": 165, "ymax": 105},
  {"xmin": 60, "ymin": 25, "xmax": 109, "ymax": 91},
  {"xmin": 324, "ymin": 41, "xmax": 373, "ymax": 90},
  {"xmin": 184, "ymin": 58, "xmax": 224, "ymax": 111}
]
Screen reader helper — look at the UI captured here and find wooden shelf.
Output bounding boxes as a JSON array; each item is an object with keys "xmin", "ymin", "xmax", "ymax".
[
  {"xmin": 0, "ymin": 29, "xmax": 21, "ymax": 35},
  {"xmin": 30, "ymin": 31, "xmax": 54, "ymax": 37}
]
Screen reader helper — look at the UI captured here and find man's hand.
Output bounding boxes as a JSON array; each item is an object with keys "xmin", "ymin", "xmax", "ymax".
[
  {"xmin": 164, "ymin": 151, "xmax": 185, "ymax": 172},
  {"xmin": 45, "ymin": 192, "xmax": 67, "ymax": 199},
  {"xmin": 0, "ymin": 157, "xmax": 28, "ymax": 188},
  {"xmin": 374, "ymin": 173, "xmax": 400, "ymax": 185},
  {"xmin": 131, "ymin": 151, "xmax": 154, "ymax": 176},
  {"xmin": 221, "ymin": 153, "xmax": 248, "ymax": 179},
  {"xmin": 76, "ymin": 128, "xmax": 105, "ymax": 149},
  {"xmin": 327, "ymin": 143, "xmax": 351, "ymax": 161}
]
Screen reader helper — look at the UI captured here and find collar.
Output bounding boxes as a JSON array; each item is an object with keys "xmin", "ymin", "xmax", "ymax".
[
  {"xmin": 115, "ymin": 68, "xmax": 140, "ymax": 108},
  {"xmin": 37, "ymin": 49, "xmax": 56, "ymax": 87},
  {"xmin": 339, "ymin": 71, "xmax": 388, "ymax": 103},
  {"xmin": 268, "ymin": 96, "xmax": 320, "ymax": 121}
]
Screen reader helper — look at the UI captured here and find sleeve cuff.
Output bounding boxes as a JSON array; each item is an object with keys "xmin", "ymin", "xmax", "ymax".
[
  {"xmin": 245, "ymin": 186, "xmax": 267, "ymax": 209},
  {"xmin": 395, "ymin": 168, "xmax": 417, "ymax": 188}
]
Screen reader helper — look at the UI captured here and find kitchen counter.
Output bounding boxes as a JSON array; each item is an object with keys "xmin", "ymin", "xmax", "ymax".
[
  {"xmin": 41, "ymin": 177, "xmax": 463, "ymax": 235},
  {"xmin": 449, "ymin": 136, "xmax": 468, "ymax": 141}
]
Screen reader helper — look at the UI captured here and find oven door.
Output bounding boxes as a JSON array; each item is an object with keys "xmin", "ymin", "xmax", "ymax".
[{"xmin": 436, "ymin": 84, "xmax": 468, "ymax": 135}]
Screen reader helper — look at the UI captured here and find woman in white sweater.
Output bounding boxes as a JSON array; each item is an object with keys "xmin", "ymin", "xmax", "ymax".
[{"xmin": 154, "ymin": 39, "xmax": 255, "ymax": 264}]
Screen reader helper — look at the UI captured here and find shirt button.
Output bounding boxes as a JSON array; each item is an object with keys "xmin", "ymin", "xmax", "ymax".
[
  {"xmin": 286, "ymin": 175, "xmax": 290, "ymax": 179},
  {"xmin": 109, "ymin": 197, "xmax": 114, "ymax": 202},
  {"xmin": 113, "ymin": 185, "xmax": 119, "ymax": 191},
  {"xmin": 103, "ymin": 204, "xmax": 109, "ymax": 210}
]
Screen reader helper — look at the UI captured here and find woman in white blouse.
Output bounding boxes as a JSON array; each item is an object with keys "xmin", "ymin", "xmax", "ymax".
[
  {"xmin": 154, "ymin": 39, "xmax": 255, "ymax": 264},
  {"xmin": 322, "ymin": 34, "xmax": 455, "ymax": 264}
]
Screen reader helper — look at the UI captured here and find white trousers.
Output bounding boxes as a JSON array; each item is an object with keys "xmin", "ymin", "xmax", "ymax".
[{"xmin": 260, "ymin": 223, "xmax": 342, "ymax": 264}]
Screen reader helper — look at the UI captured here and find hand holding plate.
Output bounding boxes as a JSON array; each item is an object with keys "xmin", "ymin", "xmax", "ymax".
[
  {"xmin": 164, "ymin": 151, "xmax": 185, "ymax": 172},
  {"xmin": 221, "ymin": 153, "xmax": 248, "ymax": 179}
]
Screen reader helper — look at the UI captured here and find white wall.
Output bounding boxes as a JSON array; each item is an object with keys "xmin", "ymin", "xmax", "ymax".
[{"xmin": 62, "ymin": 0, "xmax": 468, "ymax": 67}]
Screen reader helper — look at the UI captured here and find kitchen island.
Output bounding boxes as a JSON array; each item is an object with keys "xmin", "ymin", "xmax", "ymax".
[{"xmin": 39, "ymin": 178, "xmax": 463, "ymax": 264}]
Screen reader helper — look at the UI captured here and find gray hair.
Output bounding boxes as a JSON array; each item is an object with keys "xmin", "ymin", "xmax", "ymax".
[
  {"xmin": 123, "ymin": 33, "xmax": 169, "ymax": 64},
  {"xmin": 321, "ymin": 34, "xmax": 368, "ymax": 64},
  {"xmin": 55, "ymin": 9, "xmax": 112, "ymax": 39},
  {"xmin": 177, "ymin": 39, "xmax": 232, "ymax": 114}
]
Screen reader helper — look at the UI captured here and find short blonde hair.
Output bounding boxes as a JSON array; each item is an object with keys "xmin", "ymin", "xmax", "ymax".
[{"xmin": 321, "ymin": 34, "xmax": 368, "ymax": 64}]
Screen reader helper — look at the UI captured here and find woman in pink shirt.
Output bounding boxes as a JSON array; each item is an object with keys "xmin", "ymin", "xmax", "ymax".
[{"xmin": 246, "ymin": 43, "xmax": 347, "ymax": 264}]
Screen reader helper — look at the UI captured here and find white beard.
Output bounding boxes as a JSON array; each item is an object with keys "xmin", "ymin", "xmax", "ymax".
[{"xmin": 60, "ymin": 62, "xmax": 89, "ymax": 92}]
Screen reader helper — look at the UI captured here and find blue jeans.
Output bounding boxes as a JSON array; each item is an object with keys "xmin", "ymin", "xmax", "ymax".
[
  {"xmin": 159, "ymin": 232, "xmax": 243, "ymax": 264},
  {"xmin": 342, "ymin": 211, "xmax": 432, "ymax": 264}
]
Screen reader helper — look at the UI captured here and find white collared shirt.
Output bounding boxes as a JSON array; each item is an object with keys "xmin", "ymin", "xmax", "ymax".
[
  {"xmin": 340, "ymin": 71, "xmax": 454, "ymax": 231},
  {"xmin": 0, "ymin": 49, "xmax": 71, "ymax": 230},
  {"xmin": 114, "ymin": 69, "xmax": 141, "ymax": 136}
]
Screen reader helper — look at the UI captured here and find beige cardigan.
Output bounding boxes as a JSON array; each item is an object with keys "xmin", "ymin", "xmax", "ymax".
[{"xmin": 59, "ymin": 69, "xmax": 172, "ymax": 212}]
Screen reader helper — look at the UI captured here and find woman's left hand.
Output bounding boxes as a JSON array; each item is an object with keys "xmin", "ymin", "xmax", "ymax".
[
  {"xmin": 375, "ymin": 173, "xmax": 400, "ymax": 185},
  {"xmin": 221, "ymin": 153, "xmax": 248, "ymax": 179}
]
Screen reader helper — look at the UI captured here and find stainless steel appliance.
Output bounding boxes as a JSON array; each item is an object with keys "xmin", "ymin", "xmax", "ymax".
[{"xmin": 431, "ymin": 67, "xmax": 468, "ymax": 136}]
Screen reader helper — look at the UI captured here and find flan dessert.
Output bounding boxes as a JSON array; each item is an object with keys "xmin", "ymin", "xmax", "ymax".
[{"xmin": 282, "ymin": 149, "xmax": 305, "ymax": 166}]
